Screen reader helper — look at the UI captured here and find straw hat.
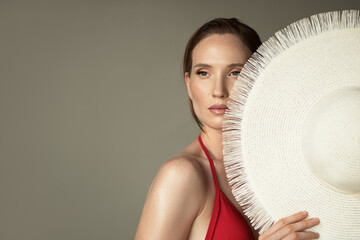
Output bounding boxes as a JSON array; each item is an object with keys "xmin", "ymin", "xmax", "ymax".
[{"xmin": 223, "ymin": 10, "xmax": 360, "ymax": 239}]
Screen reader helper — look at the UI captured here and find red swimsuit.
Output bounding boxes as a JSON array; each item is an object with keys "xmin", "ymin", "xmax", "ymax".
[{"xmin": 198, "ymin": 135, "xmax": 255, "ymax": 240}]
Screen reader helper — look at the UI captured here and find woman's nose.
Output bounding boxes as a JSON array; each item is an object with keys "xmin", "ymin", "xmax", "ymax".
[{"xmin": 212, "ymin": 75, "xmax": 229, "ymax": 98}]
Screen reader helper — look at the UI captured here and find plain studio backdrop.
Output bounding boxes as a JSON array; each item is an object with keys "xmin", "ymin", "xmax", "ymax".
[{"xmin": 0, "ymin": 0, "xmax": 359, "ymax": 239}]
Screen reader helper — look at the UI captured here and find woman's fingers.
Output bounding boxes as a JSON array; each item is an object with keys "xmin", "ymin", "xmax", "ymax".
[
  {"xmin": 281, "ymin": 231, "xmax": 320, "ymax": 240},
  {"xmin": 261, "ymin": 211, "xmax": 308, "ymax": 237},
  {"xmin": 271, "ymin": 217, "xmax": 320, "ymax": 239},
  {"xmin": 259, "ymin": 211, "xmax": 320, "ymax": 240}
]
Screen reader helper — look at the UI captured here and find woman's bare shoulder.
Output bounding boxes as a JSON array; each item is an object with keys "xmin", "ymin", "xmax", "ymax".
[
  {"xmin": 155, "ymin": 140, "xmax": 207, "ymax": 195},
  {"xmin": 135, "ymin": 139, "xmax": 208, "ymax": 239}
]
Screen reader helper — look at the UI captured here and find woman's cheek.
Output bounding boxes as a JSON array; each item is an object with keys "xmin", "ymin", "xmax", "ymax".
[{"xmin": 190, "ymin": 80, "xmax": 209, "ymax": 108}]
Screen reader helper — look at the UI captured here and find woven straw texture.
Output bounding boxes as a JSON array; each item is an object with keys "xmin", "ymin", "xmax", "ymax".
[{"xmin": 223, "ymin": 10, "xmax": 360, "ymax": 239}]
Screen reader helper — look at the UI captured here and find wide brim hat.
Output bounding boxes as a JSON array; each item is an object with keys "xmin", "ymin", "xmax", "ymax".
[{"xmin": 223, "ymin": 10, "xmax": 360, "ymax": 239}]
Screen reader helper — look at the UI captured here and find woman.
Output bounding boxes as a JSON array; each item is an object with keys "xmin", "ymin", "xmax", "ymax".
[{"xmin": 135, "ymin": 18, "xmax": 320, "ymax": 240}]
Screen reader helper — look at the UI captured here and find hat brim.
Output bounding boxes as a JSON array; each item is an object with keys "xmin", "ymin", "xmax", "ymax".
[{"xmin": 223, "ymin": 10, "xmax": 360, "ymax": 239}]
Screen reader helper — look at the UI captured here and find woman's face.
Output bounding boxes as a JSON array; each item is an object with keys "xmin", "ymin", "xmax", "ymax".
[{"xmin": 185, "ymin": 33, "xmax": 252, "ymax": 131}]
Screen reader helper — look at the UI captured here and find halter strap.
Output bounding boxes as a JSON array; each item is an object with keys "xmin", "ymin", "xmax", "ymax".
[{"xmin": 198, "ymin": 134, "xmax": 220, "ymax": 189}]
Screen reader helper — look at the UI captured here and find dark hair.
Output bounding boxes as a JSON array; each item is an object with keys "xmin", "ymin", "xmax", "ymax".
[{"xmin": 183, "ymin": 18, "xmax": 261, "ymax": 130}]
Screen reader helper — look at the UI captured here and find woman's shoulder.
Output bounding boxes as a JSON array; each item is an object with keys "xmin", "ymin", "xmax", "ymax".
[
  {"xmin": 135, "ymin": 140, "xmax": 208, "ymax": 239},
  {"xmin": 156, "ymin": 140, "xmax": 208, "ymax": 194},
  {"xmin": 148, "ymin": 138, "xmax": 211, "ymax": 204}
]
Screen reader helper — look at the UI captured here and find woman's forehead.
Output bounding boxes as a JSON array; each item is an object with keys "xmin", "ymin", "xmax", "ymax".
[{"xmin": 192, "ymin": 34, "xmax": 251, "ymax": 66}]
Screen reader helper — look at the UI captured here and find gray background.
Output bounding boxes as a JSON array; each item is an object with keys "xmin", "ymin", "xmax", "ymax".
[{"xmin": 1, "ymin": 0, "xmax": 359, "ymax": 239}]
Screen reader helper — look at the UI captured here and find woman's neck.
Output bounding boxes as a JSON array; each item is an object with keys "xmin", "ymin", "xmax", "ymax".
[{"xmin": 200, "ymin": 127, "xmax": 223, "ymax": 162}]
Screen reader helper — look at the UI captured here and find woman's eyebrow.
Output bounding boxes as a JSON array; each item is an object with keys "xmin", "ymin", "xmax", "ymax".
[
  {"xmin": 228, "ymin": 63, "xmax": 245, "ymax": 68},
  {"xmin": 193, "ymin": 63, "xmax": 245, "ymax": 68},
  {"xmin": 193, "ymin": 63, "xmax": 212, "ymax": 68}
]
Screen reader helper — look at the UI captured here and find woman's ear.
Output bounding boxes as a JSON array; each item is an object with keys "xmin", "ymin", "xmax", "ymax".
[{"xmin": 185, "ymin": 72, "xmax": 192, "ymax": 100}]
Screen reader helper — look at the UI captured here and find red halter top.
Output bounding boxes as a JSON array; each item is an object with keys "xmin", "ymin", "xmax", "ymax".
[{"xmin": 198, "ymin": 135, "xmax": 255, "ymax": 240}]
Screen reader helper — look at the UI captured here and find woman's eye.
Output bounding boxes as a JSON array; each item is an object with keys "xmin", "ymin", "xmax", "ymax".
[
  {"xmin": 196, "ymin": 71, "xmax": 209, "ymax": 77},
  {"xmin": 229, "ymin": 71, "xmax": 241, "ymax": 76}
]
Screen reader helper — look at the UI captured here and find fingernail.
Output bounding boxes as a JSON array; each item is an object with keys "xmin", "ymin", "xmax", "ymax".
[
  {"xmin": 302, "ymin": 211, "xmax": 308, "ymax": 215},
  {"xmin": 316, "ymin": 232, "xmax": 320, "ymax": 238},
  {"xmin": 311, "ymin": 218, "xmax": 319, "ymax": 224}
]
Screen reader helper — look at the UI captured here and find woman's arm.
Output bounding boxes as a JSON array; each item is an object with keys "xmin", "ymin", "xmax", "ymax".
[{"xmin": 135, "ymin": 157, "xmax": 206, "ymax": 240}]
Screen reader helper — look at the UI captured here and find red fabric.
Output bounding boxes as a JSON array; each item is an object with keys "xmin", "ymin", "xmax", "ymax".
[{"xmin": 198, "ymin": 135, "xmax": 255, "ymax": 240}]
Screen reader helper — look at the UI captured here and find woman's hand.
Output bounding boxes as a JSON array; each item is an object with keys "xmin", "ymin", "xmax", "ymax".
[{"xmin": 259, "ymin": 211, "xmax": 320, "ymax": 240}]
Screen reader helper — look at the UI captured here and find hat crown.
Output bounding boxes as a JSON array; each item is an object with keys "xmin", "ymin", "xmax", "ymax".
[{"xmin": 302, "ymin": 87, "xmax": 360, "ymax": 194}]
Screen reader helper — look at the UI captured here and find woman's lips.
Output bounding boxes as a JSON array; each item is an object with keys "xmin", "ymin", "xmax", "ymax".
[{"xmin": 208, "ymin": 104, "xmax": 228, "ymax": 114}]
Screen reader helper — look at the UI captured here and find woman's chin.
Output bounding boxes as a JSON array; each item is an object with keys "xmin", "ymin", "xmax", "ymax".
[{"xmin": 202, "ymin": 121, "xmax": 223, "ymax": 131}]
